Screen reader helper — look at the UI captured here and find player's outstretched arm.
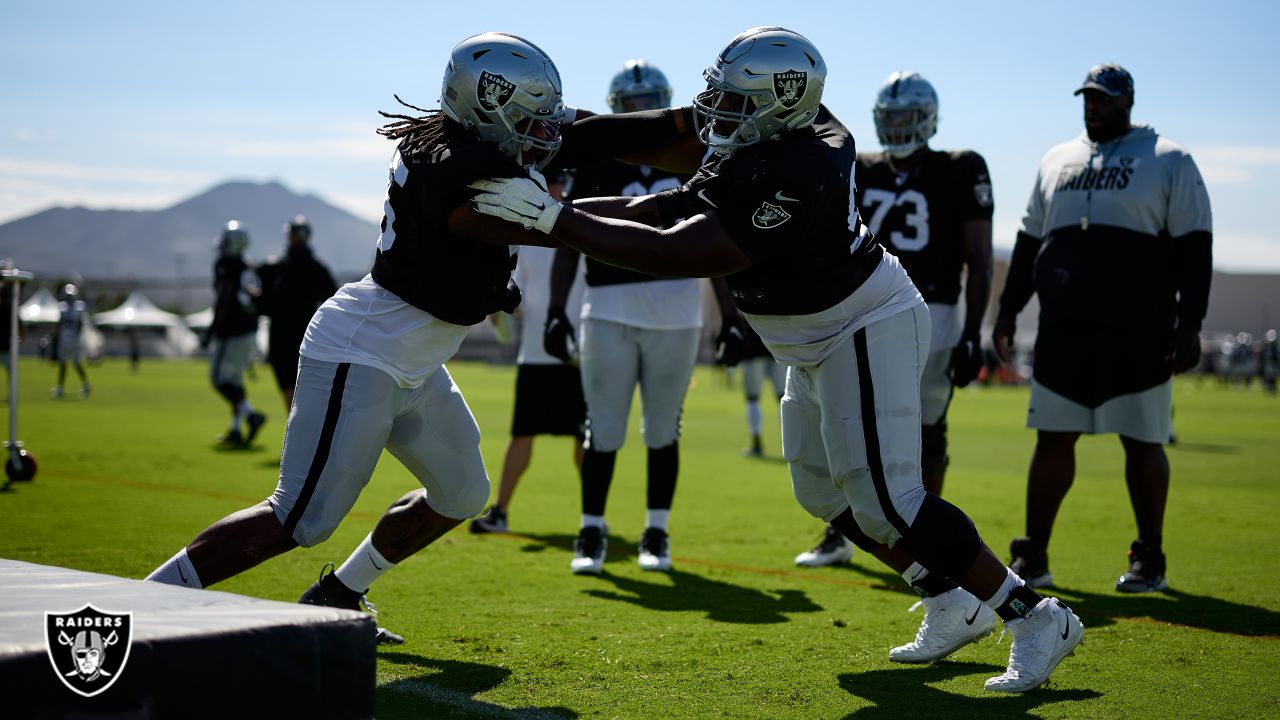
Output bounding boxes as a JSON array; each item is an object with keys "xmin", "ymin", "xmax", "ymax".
[
  {"xmin": 552, "ymin": 207, "xmax": 750, "ymax": 279},
  {"xmin": 557, "ymin": 107, "xmax": 702, "ymax": 175},
  {"xmin": 470, "ymin": 175, "xmax": 750, "ymax": 278}
]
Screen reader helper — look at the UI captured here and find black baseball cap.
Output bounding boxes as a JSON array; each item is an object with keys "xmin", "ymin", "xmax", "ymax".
[{"xmin": 1074, "ymin": 64, "xmax": 1134, "ymax": 97}]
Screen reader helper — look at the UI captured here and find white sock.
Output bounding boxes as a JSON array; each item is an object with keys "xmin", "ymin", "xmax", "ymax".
[
  {"xmin": 145, "ymin": 548, "xmax": 203, "ymax": 589},
  {"xmin": 646, "ymin": 509, "xmax": 670, "ymax": 531},
  {"xmin": 747, "ymin": 400, "xmax": 763, "ymax": 436},
  {"xmin": 982, "ymin": 567, "xmax": 1023, "ymax": 612},
  {"xmin": 581, "ymin": 514, "xmax": 605, "ymax": 530},
  {"xmin": 237, "ymin": 399, "xmax": 255, "ymax": 419},
  {"xmin": 334, "ymin": 534, "xmax": 395, "ymax": 593}
]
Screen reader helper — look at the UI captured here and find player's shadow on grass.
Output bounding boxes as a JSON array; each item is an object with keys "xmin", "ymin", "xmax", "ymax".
[
  {"xmin": 583, "ymin": 568, "xmax": 822, "ymax": 624},
  {"xmin": 837, "ymin": 661, "xmax": 1101, "ymax": 719},
  {"xmin": 1045, "ymin": 585, "xmax": 1280, "ymax": 637},
  {"xmin": 378, "ymin": 653, "xmax": 578, "ymax": 719}
]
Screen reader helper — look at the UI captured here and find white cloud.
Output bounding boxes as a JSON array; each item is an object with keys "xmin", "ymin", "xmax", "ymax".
[
  {"xmin": 321, "ymin": 190, "xmax": 385, "ymax": 224},
  {"xmin": 219, "ymin": 133, "xmax": 388, "ymax": 162},
  {"xmin": 0, "ymin": 157, "xmax": 209, "ymax": 185},
  {"xmin": 1193, "ymin": 146, "xmax": 1280, "ymax": 184}
]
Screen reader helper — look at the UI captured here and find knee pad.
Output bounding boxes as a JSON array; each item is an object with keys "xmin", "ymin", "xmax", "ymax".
[
  {"xmin": 894, "ymin": 493, "xmax": 983, "ymax": 580},
  {"xmin": 450, "ymin": 476, "xmax": 491, "ymax": 520},
  {"xmin": 829, "ymin": 507, "xmax": 881, "ymax": 553}
]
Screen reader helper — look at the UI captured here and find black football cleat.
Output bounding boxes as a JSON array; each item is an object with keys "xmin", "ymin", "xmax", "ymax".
[
  {"xmin": 1115, "ymin": 539, "xmax": 1168, "ymax": 593},
  {"xmin": 299, "ymin": 563, "xmax": 405, "ymax": 645},
  {"xmin": 245, "ymin": 412, "xmax": 267, "ymax": 444},
  {"xmin": 1009, "ymin": 537, "xmax": 1053, "ymax": 588}
]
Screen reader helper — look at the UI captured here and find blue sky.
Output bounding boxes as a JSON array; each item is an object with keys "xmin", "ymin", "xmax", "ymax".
[{"xmin": 3, "ymin": 0, "xmax": 1279, "ymax": 270}]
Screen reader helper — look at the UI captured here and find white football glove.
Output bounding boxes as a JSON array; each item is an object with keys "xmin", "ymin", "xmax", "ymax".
[{"xmin": 470, "ymin": 176, "xmax": 561, "ymax": 234}]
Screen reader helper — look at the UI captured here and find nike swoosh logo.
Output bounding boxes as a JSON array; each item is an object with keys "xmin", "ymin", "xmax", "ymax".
[
  {"xmin": 696, "ymin": 188, "xmax": 718, "ymax": 208},
  {"xmin": 178, "ymin": 564, "xmax": 189, "ymax": 584},
  {"xmin": 368, "ymin": 553, "xmax": 384, "ymax": 571},
  {"xmin": 965, "ymin": 606, "xmax": 981, "ymax": 625},
  {"xmin": 774, "ymin": 191, "xmax": 800, "ymax": 202},
  {"xmin": 1057, "ymin": 602, "xmax": 1070, "ymax": 640}
]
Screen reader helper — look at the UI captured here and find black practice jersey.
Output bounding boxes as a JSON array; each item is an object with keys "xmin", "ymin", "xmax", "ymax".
[
  {"xmin": 682, "ymin": 105, "xmax": 883, "ymax": 316},
  {"xmin": 563, "ymin": 161, "xmax": 689, "ymax": 287},
  {"xmin": 257, "ymin": 245, "xmax": 339, "ymax": 359},
  {"xmin": 855, "ymin": 150, "xmax": 993, "ymax": 305},
  {"xmin": 211, "ymin": 255, "xmax": 259, "ymax": 339},
  {"xmin": 371, "ymin": 141, "xmax": 526, "ymax": 327}
]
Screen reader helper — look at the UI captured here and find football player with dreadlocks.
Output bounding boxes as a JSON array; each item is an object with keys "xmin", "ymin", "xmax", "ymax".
[
  {"xmin": 794, "ymin": 71, "xmax": 993, "ymax": 567},
  {"xmin": 546, "ymin": 59, "xmax": 740, "ymax": 575},
  {"xmin": 147, "ymin": 31, "xmax": 698, "ymax": 644},
  {"xmin": 468, "ymin": 27, "xmax": 1084, "ymax": 693}
]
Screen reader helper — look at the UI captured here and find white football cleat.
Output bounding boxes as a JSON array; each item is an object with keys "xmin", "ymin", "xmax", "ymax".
[
  {"xmin": 637, "ymin": 527, "xmax": 672, "ymax": 571},
  {"xmin": 570, "ymin": 525, "xmax": 607, "ymax": 575},
  {"xmin": 794, "ymin": 525, "xmax": 854, "ymax": 567},
  {"xmin": 889, "ymin": 587, "xmax": 999, "ymax": 663},
  {"xmin": 985, "ymin": 598, "xmax": 1084, "ymax": 693}
]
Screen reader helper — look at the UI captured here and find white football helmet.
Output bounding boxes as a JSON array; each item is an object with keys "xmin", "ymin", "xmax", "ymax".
[
  {"xmin": 216, "ymin": 220, "xmax": 249, "ymax": 256},
  {"xmin": 692, "ymin": 27, "xmax": 826, "ymax": 152},
  {"xmin": 873, "ymin": 71, "xmax": 938, "ymax": 159},
  {"xmin": 440, "ymin": 32, "xmax": 565, "ymax": 169},
  {"xmin": 606, "ymin": 59, "xmax": 673, "ymax": 113}
]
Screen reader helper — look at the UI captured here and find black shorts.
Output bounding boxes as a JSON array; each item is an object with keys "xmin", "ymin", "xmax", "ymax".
[
  {"xmin": 511, "ymin": 364, "xmax": 586, "ymax": 437},
  {"xmin": 271, "ymin": 351, "xmax": 301, "ymax": 392}
]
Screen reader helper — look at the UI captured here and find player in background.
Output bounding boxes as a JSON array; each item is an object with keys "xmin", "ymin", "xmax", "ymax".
[
  {"xmin": 794, "ymin": 72, "xmax": 992, "ymax": 568},
  {"xmin": 51, "ymin": 283, "xmax": 90, "ymax": 400},
  {"xmin": 207, "ymin": 221, "xmax": 266, "ymax": 446},
  {"xmin": 255, "ymin": 216, "xmax": 339, "ymax": 410},
  {"xmin": 736, "ymin": 322, "xmax": 785, "ymax": 458},
  {"xmin": 546, "ymin": 59, "xmax": 739, "ymax": 574}
]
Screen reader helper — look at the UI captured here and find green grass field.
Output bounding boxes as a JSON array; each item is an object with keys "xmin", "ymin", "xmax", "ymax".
[{"xmin": 3, "ymin": 358, "xmax": 1279, "ymax": 718}]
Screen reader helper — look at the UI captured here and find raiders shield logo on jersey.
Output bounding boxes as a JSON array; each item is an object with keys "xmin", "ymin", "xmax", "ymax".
[
  {"xmin": 773, "ymin": 71, "xmax": 807, "ymax": 108},
  {"xmin": 478, "ymin": 71, "xmax": 517, "ymax": 111},
  {"xmin": 752, "ymin": 201, "xmax": 792, "ymax": 229},
  {"xmin": 45, "ymin": 605, "xmax": 133, "ymax": 697},
  {"xmin": 974, "ymin": 181, "xmax": 993, "ymax": 207}
]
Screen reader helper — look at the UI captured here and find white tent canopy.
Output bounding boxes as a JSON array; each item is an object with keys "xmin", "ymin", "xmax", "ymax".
[
  {"xmin": 185, "ymin": 307, "xmax": 213, "ymax": 330},
  {"xmin": 95, "ymin": 291, "xmax": 183, "ymax": 327},
  {"xmin": 18, "ymin": 287, "xmax": 61, "ymax": 323},
  {"xmin": 95, "ymin": 291, "xmax": 200, "ymax": 357}
]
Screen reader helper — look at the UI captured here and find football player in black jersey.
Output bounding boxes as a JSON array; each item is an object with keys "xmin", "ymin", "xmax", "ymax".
[
  {"xmin": 148, "ymin": 33, "xmax": 579, "ymax": 644},
  {"xmin": 795, "ymin": 71, "xmax": 993, "ymax": 567},
  {"xmin": 207, "ymin": 221, "xmax": 266, "ymax": 445},
  {"xmin": 470, "ymin": 27, "xmax": 1083, "ymax": 693}
]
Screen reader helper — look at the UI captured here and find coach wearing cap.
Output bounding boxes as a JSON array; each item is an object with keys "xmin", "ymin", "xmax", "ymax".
[{"xmin": 992, "ymin": 63, "xmax": 1212, "ymax": 595}]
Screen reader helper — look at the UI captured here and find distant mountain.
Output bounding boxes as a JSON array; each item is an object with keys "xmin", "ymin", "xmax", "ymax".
[{"xmin": 0, "ymin": 181, "xmax": 379, "ymax": 279}]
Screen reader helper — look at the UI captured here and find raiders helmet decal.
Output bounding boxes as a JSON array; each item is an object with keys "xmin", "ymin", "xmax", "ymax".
[
  {"xmin": 774, "ymin": 70, "xmax": 807, "ymax": 108},
  {"xmin": 477, "ymin": 71, "xmax": 517, "ymax": 111}
]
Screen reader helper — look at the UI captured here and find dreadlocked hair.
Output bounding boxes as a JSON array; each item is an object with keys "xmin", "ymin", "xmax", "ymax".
[{"xmin": 377, "ymin": 95, "xmax": 462, "ymax": 157}]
